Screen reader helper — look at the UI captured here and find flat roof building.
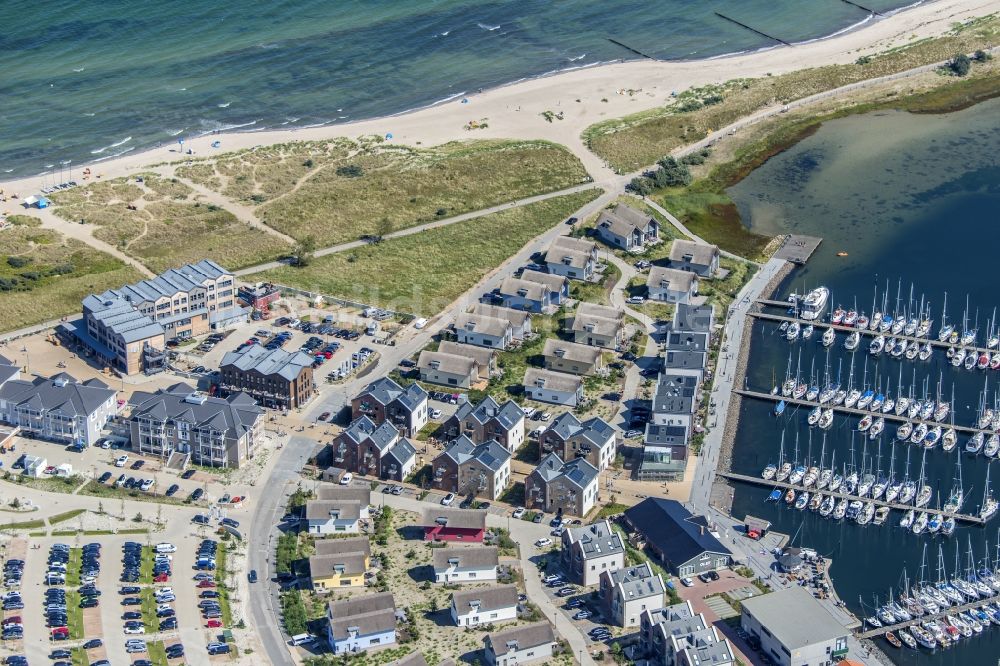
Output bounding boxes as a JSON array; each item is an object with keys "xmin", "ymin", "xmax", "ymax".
[{"xmin": 741, "ymin": 586, "xmax": 850, "ymax": 666}]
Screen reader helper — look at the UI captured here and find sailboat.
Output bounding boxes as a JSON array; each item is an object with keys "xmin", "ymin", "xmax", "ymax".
[
  {"xmin": 817, "ymin": 437, "xmax": 832, "ymax": 489},
  {"xmin": 872, "ymin": 439, "xmax": 888, "ymax": 499},
  {"xmin": 786, "ymin": 321, "xmax": 800, "ymax": 341},
  {"xmin": 833, "ymin": 497, "xmax": 848, "ymax": 520},
  {"xmin": 915, "ymin": 449, "xmax": 932, "ymax": 507},
  {"xmin": 938, "ymin": 292, "xmax": 953, "ymax": 342},
  {"xmin": 845, "ymin": 330, "xmax": 861, "ymax": 351},
  {"xmin": 885, "ymin": 446, "xmax": 902, "ymax": 503},
  {"xmin": 900, "ymin": 447, "xmax": 916, "ymax": 504},
  {"xmin": 981, "ymin": 464, "xmax": 998, "ymax": 521},
  {"xmin": 822, "ymin": 326, "xmax": 835, "ymax": 347},
  {"xmin": 943, "ymin": 455, "xmax": 964, "ymax": 514},
  {"xmin": 819, "ymin": 494, "xmax": 835, "ymax": 517}
]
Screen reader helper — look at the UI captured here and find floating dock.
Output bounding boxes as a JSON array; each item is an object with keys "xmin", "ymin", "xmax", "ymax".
[
  {"xmin": 772, "ymin": 235, "xmax": 823, "ymax": 264},
  {"xmin": 856, "ymin": 591, "xmax": 1000, "ymax": 639},
  {"xmin": 718, "ymin": 471, "xmax": 986, "ymax": 526}
]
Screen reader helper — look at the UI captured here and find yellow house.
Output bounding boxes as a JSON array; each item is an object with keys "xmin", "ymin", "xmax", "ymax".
[{"xmin": 308, "ymin": 536, "xmax": 372, "ymax": 591}]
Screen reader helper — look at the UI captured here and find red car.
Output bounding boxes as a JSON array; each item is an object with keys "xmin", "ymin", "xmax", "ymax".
[
  {"xmin": 2, "ymin": 617, "xmax": 21, "ymax": 626},
  {"xmin": 51, "ymin": 628, "xmax": 68, "ymax": 640},
  {"xmin": 197, "ymin": 581, "xmax": 216, "ymax": 588},
  {"xmin": 206, "ymin": 619, "xmax": 222, "ymax": 628},
  {"xmin": 154, "ymin": 573, "xmax": 170, "ymax": 583}
]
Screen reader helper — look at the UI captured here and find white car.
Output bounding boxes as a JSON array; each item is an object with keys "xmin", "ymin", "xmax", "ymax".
[
  {"xmin": 413, "ymin": 318, "xmax": 428, "ymax": 329},
  {"xmin": 155, "ymin": 543, "xmax": 176, "ymax": 554},
  {"xmin": 626, "ymin": 296, "xmax": 646, "ymax": 304},
  {"xmin": 139, "ymin": 479, "xmax": 154, "ymax": 492},
  {"xmin": 429, "ymin": 408, "xmax": 442, "ymax": 420},
  {"xmin": 124, "ymin": 625, "xmax": 145, "ymax": 635},
  {"xmin": 521, "ymin": 407, "xmax": 536, "ymax": 417},
  {"xmin": 535, "ymin": 538, "xmax": 553, "ymax": 548},
  {"xmin": 441, "ymin": 493, "xmax": 455, "ymax": 506},
  {"xmin": 512, "ymin": 507, "xmax": 525, "ymax": 519},
  {"xmin": 681, "ymin": 577, "xmax": 694, "ymax": 587},
  {"xmin": 155, "ymin": 594, "xmax": 175, "ymax": 603},
  {"xmin": 339, "ymin": 472, "xmax": 353, "ymax": 486},
  {"xmin": 288, "ymin": 319, "xmax": 301, "ymax": 328},
  {"xmin": 114, "ymin": 455, "xmax": 129, "ymax": 468},
  {"xmin": 98, "ymin": 439, "xmax": 112, "ymax": 449}
]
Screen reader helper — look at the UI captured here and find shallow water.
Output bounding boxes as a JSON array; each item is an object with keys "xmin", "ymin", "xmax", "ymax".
[
  {"xmin": 727, "ymin": 97, "xmax": 1000, "ymax": 665},
  {"xmin": 0, "ymin": 0, "xmax": 915, "ymax": 176}
]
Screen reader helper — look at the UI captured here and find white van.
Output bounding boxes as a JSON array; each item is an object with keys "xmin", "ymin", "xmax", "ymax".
[
  {"xmin": 413, "ymin": 318, "xmax": 428, "ymax": 329},
  {"xmin": 339, "ymin": 472, "xmax": 353, "ymax": 486},
  {"xmin": 366, "ymin": 321, "xmax": 380, "ymax": 336},
  {"xmin": 155, "ymin": 543, "xmax": 177, "ymax": 554},
  {"xmin": 290, "ymin": 634, "xmax": 315, "ymax": 646},
  {"xmin": 115, "ymin": 455, "xmax": 129, "ymax": 467}
]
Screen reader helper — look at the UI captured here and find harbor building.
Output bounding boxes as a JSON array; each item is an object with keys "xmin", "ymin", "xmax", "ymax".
[{"xmin": 740, "ymin": 586, "xmax": 849, "ymax": 666}]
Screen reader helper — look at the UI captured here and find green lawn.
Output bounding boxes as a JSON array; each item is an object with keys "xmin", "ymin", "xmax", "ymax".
[
  {"xmin": 253, "ymin": 139, "xmax": 592, "ymax": 244},
  {"xmin": 70, "ymin": 647, "xmax": 90, "ymax": 666},
  {"xmin": 66, "ymin": 590, "xmax": 84, "ymax": 640},
  {"xmin": 216, "ymin": 542, "xmax": 233, "ymax": 626},
  {"xmin": 0, "ymin": 224, "xmax": 145, "ymax": 332},
  {"xmin": 78, "ymin": 480, "xmax": 199, "ymax": 507},
  {"xmin": 146, "ymin": 641, "xmax": 170, "ymax": 666},
  {"xmin": 259, "ymin": 190, "xmax": 601, "ymax": 315},
  {"xmin": 569, "ymin": 263, "xmax": 620, "ymax": 306},
  {"xmin": 139, "ymin": 546, "xmax": 154, "ymax": 585},
  {"xmin": 66, "ymin": 548, "xmax": 82, "ymax": 587},
  {"xmin": 140, "ymin": 588, "xmax": 160, "ymax": 631},
  {"xmin": 49, "ymin": 509, "xmax": 87, "ymax": 525}
]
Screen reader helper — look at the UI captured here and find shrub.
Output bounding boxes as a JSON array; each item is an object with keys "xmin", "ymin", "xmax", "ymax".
[
  {"xmin": 949, "ymin": 53, "xmax": 971, "ymax": 76},
  {"xmin": 6, "ymin": 256, "xmax": 30, "ymax": 268},
  {"xmin": 335, "ymin": 164, "xmax": 364, "ymax": 178}
]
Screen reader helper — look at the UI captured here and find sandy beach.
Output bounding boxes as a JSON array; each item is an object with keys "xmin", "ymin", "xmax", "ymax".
[{"xmin": 2, "ymin": 0, "xmax": 997, "ymax": 195}]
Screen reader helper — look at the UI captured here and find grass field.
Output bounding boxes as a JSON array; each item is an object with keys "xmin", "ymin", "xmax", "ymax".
[
  {"xmin": 253, "ymin": 139, "xmax": 592, "ymax": 244},
  {"xmin": 47, "ymin": 175, "xmax": 291, "ymax": 273},
  {"xmin": 140, "ymin": 587, "xmax": 159, "ymax": 630},
  {"xmin": 49, "ymin": 509, "xmax": 87, "ymax": 526},
  {"xmin": 216, "ymin": 542, "xmax": 233, "ymax": 626},
  {"xmin": 139, "ymin": 546, "xmax": 154, "ymax": 585},
  {"xmin": 78, "ymin": 480, "xmax": 198, "ymax": 507},
  {"xmin": 70, "ymin": 647, "xmax": 89, "ymax": 666},
  {"xmin": 66, "ymin": 590, "xmax": 84, "ymax": 640},
  {"xmin": 146, "ymin": 640, "xmax": 170, "ymax": 666},
  {"xmin": 0, "ymin": 225, "xmax": 146, "ymax": 333},
  {"xmin": 584, "ymin": 15, "xmax": 1000, "ymax": 172},
  {"xmin": 259, "ymin": 190, "xmax": 601, "ymax": 315},
  {"xmin": 66, "ymin": 548, "xmax": 82, "ymax": 587}
]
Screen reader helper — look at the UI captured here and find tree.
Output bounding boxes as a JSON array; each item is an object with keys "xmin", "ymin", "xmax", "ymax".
[
  {"xmin": 291, "ymin": 236, "xmax": 317, "ymax": 267},
  {"xmin": 949, "ymin": 53, "xmax": 971, "ymax": 76}
]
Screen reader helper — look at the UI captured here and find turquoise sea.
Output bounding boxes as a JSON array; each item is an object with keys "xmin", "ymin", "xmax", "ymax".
[{"xmin": 1, "ymin": 0, "xmax": 918, "ymax": 177}]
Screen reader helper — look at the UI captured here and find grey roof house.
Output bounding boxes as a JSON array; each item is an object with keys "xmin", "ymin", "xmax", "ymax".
[
  {"xmin": 454, "ymin": 312, "xmax": 513, "ymax": 350},
  {"xmin": 451, "ymin": 584, "xmax": 519, "ymax": 627},
  {"xmin": 432, "ymin": 545, "xmax": 499, "ymax": 583},
  {"xmin": 740, "ymin": 586, "xmax": 850, "ymax": 666},
  {"xmin": 668, "ymin": 240, "xmax": 720, "ymax": 277},
  {"xmin": 496, "ymin": 276, "xmax": 554, "ymax": 314},
  {"xmin": 219, "ymin": 345, "xmax": 315, "ymax": 410},
  {"xmin": 595, "ymin": 204, "xmax": 659, "ymax": 252},
  {"xmin": 472, "ymin": 303, "xmax": 532, "ymax": 339},
  {"xmin": 519, "ymin": 270, "xmax": 570, "ymax": 305},
  {"xmin": 544, "ymin": 236, "xmax": 598, "ymax": 281},
  {"xmin": 623, "ymin": 498, "xmax": 734, "ymax": 577},
  {"xmin": 483, "ymin": 622, "xmax": 556, "ymax": 666},
  {"xmin": 325, "ymin": 592, "xmax": 397, "ymax": 655},
  {"xmin": 432, "ymin": 435, "xmax": 512, "ymax": 500},
  {"xmin": 600, "ymin": 562, "xmax": 666, "ymax": 627},
  {"xmin": 541, "ymin": 339, "xmax": 603, "ymax": 376},
  {"xmin": 442, "ymin": 396, "xmax": 525, "ymax": 453},
  {"xmin": 638, "ymin": 422, "xmax": 690, "ymax": 481},
  {"xmin": 540, "ymin": 412, "xmax": 617, "ymax": 471},
  {"xmin": 646, "ymin": 266, "xmax": 699, "ymax": 304},
  {"xmin": 560, "ymin": 520, "xmax": 625, "ymax": 586},
  {"xmin": 352, "ymin": 377, "xmax": 428, "ymax": 437},
  {"xmin": 523, "ymin": 368, "xmax": 583, "ymax": 407},
  {"xmin": 437, "ymin": 341, "xmax": 498, "ymax": 375},
  {"xmin": 417, "ymin": 350, "xmax": 480, "ymax": 389},
  {"xmin": 524, "ymin": 453, "xmax": 600, "ymax": 518},
  {"xmin": 328, "ymin": 415, "xmax": 417, "ymax": 482}
]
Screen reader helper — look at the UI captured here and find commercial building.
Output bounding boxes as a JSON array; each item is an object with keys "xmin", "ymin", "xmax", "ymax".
[
  {"xmin": 219, "ymin": 345, "xmax": 315, "ymax": 410},
  {"xmin": 544, "ymin": 236, "xmax": 598, "ymax": 281},
  {"xmin": 623, "ymin": 498, "xmax": 733, "ymax": 577},
  {"xmin": 422, "ymin": 508, "xmax": 486, "ymax": 542},
  {"xmin": 431, "ymin": 436, "xmax": 511, "ymax": 501},
  {"xmin": 325, "ymin": 592, "xmax": 397, "ymax": 654},
  {"xmin": 600, "ymin": 562, "xmax": 665, "ymax": 627},
  {"xmin": 540, "ymin": 412, "xmax": 617, "ymax": 471},
  {"xmin": 432, "ymin": 546, "xmax": 498, "ymax": 584},
  {"xmin": 483, "ymin": 622, "xmax": 556, "ymax": 666},
  {"xmin": 560, "ymin": 520, "xmax": 625, "ymax": 586},
  {"xmin": 668, "ymin": 240, "xmax": 720, "ymax": 277},
  {"xmin": 352, "ymin": 377, "xmax": 428, "ymax": 437},
  {"xmin": 524, "ymin": 453, "xmax": 599, "ymax": 518},
  {"xmin": 741, "ymin": 586, "xmax": 850, "ymax": 666},
  {"xmin": 128, "ymin": 382, "xmax": 263, "ymax": 468},
  {"xmin": 328, "ymin": 416, "xmax": 417, "ymax": 481},
  {"xmin": 450, "ymin": 584, "xmax": 518, "ymax": 627},
  {"xmin": 441, "ymin": 396, "xmax": 525, "ymax": 453},
  {"xmin": 237, "ymin": 282, "xmax": 281, "ymax": 311},
  {"xmin": 63, "ymin": 260, "xmax": 244, "ymax": 375},
  {"xmin": 0, "ymin": 366, "xmax": 118, "ymax": 447},
  {"xmin": 523, "ymin": 368, "xmax": 583, "ymax": 407},
  {"xmin": 309, "ymin": 537, "xmax": 372, "ymax": 591}
]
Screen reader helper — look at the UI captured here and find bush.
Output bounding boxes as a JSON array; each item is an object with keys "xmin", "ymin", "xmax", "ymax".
[
  {"xmin": 280, "ymin": 591, "xmax": 308, "ymax": 636},
  {"xmin": 974, "ymin": 49, "xmax": 993, "ymax": 62},
  {"xmin": 949, "ymin": 53, "xmax": 971, "ymax": 76},
  {"xmin": 335, "ymin": 164, "xmax": 363, "ymax": 178},
  {"xmin": 6, "ymin": 256, "xmax": 30, "ymax": 268}
]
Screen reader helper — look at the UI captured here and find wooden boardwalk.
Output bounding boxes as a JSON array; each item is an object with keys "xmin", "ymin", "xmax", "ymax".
[
  {"xmin": 736, "ymin": 388, "xmax": 986, "ymax": 437},
  {"xmin": 718, "ymin": 471, "xmax": 986, "ymax": 526},
  {"xmin": 855, "ymin": 591, "xmax": 1000, "ymax": 639}
]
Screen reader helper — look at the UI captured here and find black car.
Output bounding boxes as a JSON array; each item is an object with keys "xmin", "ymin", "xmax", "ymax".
[
  {"xmin": 49, "ymin": 651, "xmax": 72, "ymax": 660},
  {"xmin": 130, "ymin": 460, "xmax": 144, "ymax": 470},
  {"xmin": 79, "ymin": 597, "xmax": 99, "ymax": 609},
  {"xmin": 248, "ymin": 569, "xmax": 258, "ymax": 583},
  {"xmin": 181, "ymin": 469, "xmax": 196, "ymax": 480},
  {"xmin": 159, "ymin": 618, "xmax": 178, "ymax": 631},
  {"xmin": 121, "ymin": 597, "xmax": 142, "ymax": 606},
  {"xmin": 98, "ymin": 471, "xmax": 113, "ymax": 483},
  {"xmin": 190, "ymin": 488, "xmax": 204, "ymax": 501},
  {"xmin": 122, "ymin": 611, "xmax": 142, "ymax": 620},
  {"xmin": 165, "ymin": 484, "xmax": 180, "ymax": 496},
  {"xmin": 83, "ymin": 639, "xmax": 103, "ymax": 649}
]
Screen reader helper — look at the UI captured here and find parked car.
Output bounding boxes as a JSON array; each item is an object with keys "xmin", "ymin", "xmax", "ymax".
[
  {"xmin": 441, "ymin": 493, "xmax": 455, "ymax": 506},
  {"xmin": 534, "ymin": 538, "xmax": 553, "ymax": 548}
]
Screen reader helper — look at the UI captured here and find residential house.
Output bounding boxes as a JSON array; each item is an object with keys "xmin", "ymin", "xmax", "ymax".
[
  {"xmin": 417, "ymin": 351, "xmax": 481, "ymax": 389},
  {"xmin": 483, "ymin": 622, "xmax": 556, "ymax": 666},
  {"xmin": 662, "ymin": 330, "xmax": 708, "ymax": 377},
  {"xmin": 219, "ymin": 345, "xmax": 315, "ymax": 410},
  {"xmin": 438, "ymin": 341, "xmax": 498, "ymax": 376},
  {"xmin": 560, "ymin": 520, "xmax": 625, "ymax": 586},
  {"xmin": 540, "ymin": 412, "xmax": 617, "ymax": 471},
  {"xmin": 422, "ymin": 508, "xmax": 487, "ymax": 542},
  {"xmin": 623, "ymin": 498, "xmax": 734, "ymax": 577},
  {"xmin": 595, "ymin": 204, "xmax": 659, "ymax": 252},
  {"xmin": 638, "ymin": 422, "xmax": 689, "ymax": 481},
  {"xmin": 740, "ymin": 586, "xmax": 850, "ymax": 666},
  {"xmin": 599, "ymin": 562, "xmax": 665, "ymax": 627},
  {"xmin": 352, "ymin": 377, "xmax": 429, "ymax": 437},
  {"xmin": 673, "ymin": 303, "xmax": 715, "ymax": 335},
  {"xmin": 646, "ymin": 266, "xmax": 699, "ymax": 304},
  {"xmin": 651, "ymin": 371, "xmax": 699, "ymax": 423},
  {"xmin": 472, "ymin": 304, "xmax": 532, "ymax": 340},
  {"xmin": 570, "ymin": 302, "xmax": 624, "ymax": 349},
  {"xmin": 388, "ymin": 655, "xmax": 429, "ymax": 666},
  {"xmin": 519, "ymin": 270, "xmax": 570, "ymax": 305},
  {"xmin": 523, "ymin": 368, "xmax": 583, "ymax": 407},
  {"xmin": 454, "ymin": 312, "xmax": 513, "ymax": 350},
  {"xmin": 328, "ymin": 416, "xmax": 417, "ymax": 481},
  {"xmin": 431, "ymin": 436, "xmax": 511, "ymax": 500},
  {"xmin": 441, "ymin": 396, "xmax": 525, "ymax": 453},
  {"xmin": 432, "ymin": 546, "xmax": 499, "ymax": 583},
  {"xmin": 0, "ymin": 368, "xmax": 117, "ymax": 447},
  {"xmin": 127, "ymin": 382, "xmax": 263, "ymax": 468},
  {"xmin": 315, "ymin": 484, "xmax": 372, "ymax": 506},
  {"xmin": 524, "ymin": 453, "xmax": 599, "ymax": 518},
  {"xmin": 544, "ymin": 236, "xmax": 598, "ymax": 281},
  {"xmin": 495, "ymin": 276, "xmax": 554, "ymax": 314},
  {"xmin": 305, "ymin": 499, "xmax": 364, "ymax": 535},
  {"xmin": 450, "ymin": 584, "xmax": 519, "ymax": 627},
  {"xmin": 668, "ymin": 240, "xmax": 720, "ymax": 278},
  {"xmin": 309, "ymin": 537, "xmax": 372, "ymax": 591},
  {"xmin": 63, "ymin": 260, "xmax": 244, "ymax": 376},
  {"xmin": 641, "ymin": 601, "xmax": 734, "ymax": 666},
  {"xmin": 541, "ymin": 339, "xmax": 603, "ymax": 376},
  {"xmin": 326, "ymin": 592, "xmax": 397, "ymax": 654}
]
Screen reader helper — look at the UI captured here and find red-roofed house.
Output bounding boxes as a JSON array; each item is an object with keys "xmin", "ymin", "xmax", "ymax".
[{"xmin": 421, "ymin": 507, "xmax": 487, "ymax": 543}]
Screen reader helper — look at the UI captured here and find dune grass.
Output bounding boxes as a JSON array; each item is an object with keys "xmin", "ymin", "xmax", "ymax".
[
  {"xmin": 260, "ymin": 189, "xmax": 601, "ymax": 315},
  {"xmin": 47, "ymin": 176, "xmax": 291, "ymax": 273},
  {"xmin": 0, "ymin": 225, "xmax": 145, "ymax": 332},
  {"xmin": 584, "ymin": 14, "xmax": 1000, "ymax": 172}
]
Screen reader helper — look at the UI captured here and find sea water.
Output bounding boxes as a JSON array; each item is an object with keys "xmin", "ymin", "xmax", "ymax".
[
  {"xmin": 1, "ymin": 0, "xmax": 915, "ymax": 176},
  {"xmin": 727, "ymin": 97, "xmax": 1000, "ymax": 665}
]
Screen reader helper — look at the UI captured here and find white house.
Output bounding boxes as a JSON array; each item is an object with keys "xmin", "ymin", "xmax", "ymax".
[
  {"xmin": 450, "ymin": 584, "xmax": 519, "ymax": 627},
  {"xmin": 496, "ymin": 277, "xmax": 554, "ymax": 313},
  {"xmin": 519, "ymin": 270, "xmax": 570, "ymax": 305},
  {"xmin": 472, "ymin": 304, "xmax": 532, "ymax": 340},
  {"xmin": 600, "ymin": 562, "xmax": 666, "ymax": 627},
  {"xmin": 432, "ymin": 546, "xmax": 499, "ymax": 584},
  {"xmin": 455, "ymin": 313, "xmax": 513, "ymax": 350},
  {"xmin": 646, "ymin": 266, "xmax": 699, "ymax": 304},
  {"xmin": 668, "ymin": 240, "xmax": 720, "ymax": 277},
  {"xmin": 484, "ymin": 622, "xmax": 556, "ymax": 666},
  {"xmin": 560, "ymin": 520, "xmax": 626, "ymax": 586},
  {"xmin": 326, "ymin": 592, "xmax": 397, "ymax": 655},
  {"xmin": 305, "ymin": 500, "xmax": 364, "ymax": 535},
  {"xmin": 544, "ymin": 236, "xmax": 598, "ymax": 281},
  {"xmin": 523, "ymin": 368, "xmax": 584, "ymax": 407},
  {"xmin": 595, "ymin": 204, "xmax": 659, "ymax": 252},
  {"xmin": 417, "ymin": 351, "xmax": 481, "ymax": 389}
]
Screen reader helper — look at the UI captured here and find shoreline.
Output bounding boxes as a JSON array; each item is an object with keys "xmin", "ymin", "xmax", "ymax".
[{"xmin": 3, "ymin": 0, "xmax": 996, "ymax": 196}]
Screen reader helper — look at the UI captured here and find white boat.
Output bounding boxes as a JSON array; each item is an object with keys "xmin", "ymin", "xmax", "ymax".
[
  {"xmin": 979, "ymin": 408, "xmax": 995, "ymax": 430},
  {"xmin": 859, "ymin": 473, "xmax": 875, "ymax": 497},
  {"xmin": 829, "ymin": 472, "xmax": 843, "ymax": 492},
  {"xmin": 923, "ymin": 426, "xmax": 942, "ymax": 449},
  {"xmin": 818, "ymin": 467, "xmax": 833, "ymax": 489},
  {"xmin": 870, "ymin": 312, "xmax": 883, "ymax": 332},
  {"xmin": 822, "ymin": 327, "xmax": 835, "ymax": 347},
  {"xmin": 964, "ymin": 351, "xmax": 977, "ymax": 370},
  {"xmin": 808, "ymin": 493, "xmax": 822, "ymax": 511},
  {"xmin": 857, "ymin": 502, "xmax": 875, "ymax": 525},
  {"xmin": 793, "ymin": 382, "xmax": 808, "ymax": 399},
  {"xmin": 845, "ymin": 389, "xmax": 862, "ymax": 408},
  {"xmin": 832, "ymin": 389, "xmax": 847, "ymax": 406},
  {"xmin": 896, "ymin": 422, "xmax": 913, "ymax": 441},
  {"xmin": 869, "ymin": 417, "xmax": 885, "ymax": 439},
  {"xmin": 805, "ymin": 385, "xmax": 820, "ymax": 401},
  {"xmin": 795, "ymin": 492, "xmax": 810, "ymax": 510},
  {"xmin": 941, "ymin": 516, "xmax": 956, "ymax": 536},
  {"xmin": 776, "ymin": 462, "xmax": 792, "ymax": 482},
  {"xmin": 900, "ymin": 508, "xmax": 915, "ymax": 529},
  {"xmin": 833, "ymin": 497, "xmax": 848, "ymax": 520},
  {"xmin": 983, "ymin": 496, "xmax": 999, "ymax": 521},
  {"xmin": 992, "ymin": 352, "xmax": 1000, "ymax": 370},
  {"xmin": 789, "ymin": 465, "xmax": 806, "ymax": 485},
  {"xmin": 909, "ymin": 422, "xmax": 928, "ymax": 445},
  {"xmin": 895, "ymin": 397, "xmax": 910, "ymax": 416},
  {"xmin": 845, "ymin": 471, "xmax": 859, "ymax": 495},
  {"xmin": 916, "ymin": 485, "xmax": 933, "ymax": 507},
  {"xmin": 986, "ymin": 434, "xmax": 1000, "ymax": 458},
  {"xmin": 886, "ymin": 480, "xmax": 902, "ymax": 503},
  {"xmin": 900, "ymin": 481, "xmax": 917, "ymax": 504},
  {"xmin": 872, "ymin": 476, "xmax": 888, "ymax": 499},
  {"xmin": 808, "ymin": 406, "xmax": 822, "ymax": 426},
  {"xmin": 799, "ymin": 287, "xmax": 830, "ymax": 321},
  {"xmin": 803, "ymin": 466, "xmax": 820, "ymax": 487},
  {"xmin": 909, "ymin": 624, "xmax": 937, "ymax": 649},
  {"xmin": 818, "ymin": 409, "xmax": 834, "ymax": 430},
  {"xmin": 916, "ymin": 318, "xmax": 932, "ymax": 337},
  {"xmin": 892, "ymin": 317, "xmax": 906, "ymax": 336},
  {"xmin": 919, "ymin": 343, "xmax": 933, "ymax": 361},
  {"xmin": 942, "ymin": 428, "xmax": 958, "ymax": 452},
  {"xmin": 819, "ymin": 495, "xmax": 835, "ymax": 517},
  {"xmin": 858, "ymin": 390, "xmax": 875, "ymax": 409},
  {"xmin": 881, "ymin": 397, "xmax": 896, "ymax": 414},
  {"xmin": 762, "ymin": 464, "xmax": 777, "ymax": 481},
  {"xmin": 952, "ymin": 347, "xmax": 967, "ymax": 367},
  {"xmin": 786, "ymin": 321, "xmax": 800, "ymax": 340},
  {"xmin": 874, "ymin": 506, "xmax": 890, "ymax": 525},
  {"xmin": 966, "ymin": 432, "xmax": 985, "ymax": 454},
  {"xmin": 845, "ymin": 331, "xmax": 861, "ymax": 351},
  {"xmin": 939, "ymin": 323, "xmax": 955, "ymax": 342},
  {"xmin": 802, "ymin": 324, "xmax": 815, "ymax": 340},
  {"xmin": 870, "ymin": 335, "xmax": 886, "ymax": 355},
  {"xmin": 934, "ymin": 402, "xmax": 950, "ymax": 422},
  {"xmin": 919, "ymin": 401, "xmax": 934, "ymax": 421},
  {"xmin": 912, "ymin": 511, "xmax": 929, "ymax": 534},
  {"xmin": 858, "ymin": 414, "xmax": 873, "ymax": 432}
]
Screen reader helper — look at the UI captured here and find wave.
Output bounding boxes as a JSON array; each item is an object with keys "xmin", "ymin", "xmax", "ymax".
[
  {"xmin": 296, "ymin": 121, "xmax": 330, "ymax": 130},
  {"xmin": 568, "ymin": 54, "xmax": 586, "ymax": 62},
  {"xmin": 166, "ymin": 128, "xmax": 186, "ymax": 137},
  {"xmin": 794, "ymin": 13, "xmax": 873, "ymax": 45},
  {"xmin": 92, "ymin": 146, "xmax": 135, "ymax": 163},
  {"xmin": 90, "ymin": 136, "xmax": 132, "ymax": 154},
  {"xmin": 44, "ymin": 164, "xmax": 54, "ymax": 169},
  {"xmin": 218, "ymin": 102, "xmax": 231, "ymax": 108},
  {"xmin": 885, "ymin": 0, "xmax": 924, "ymax": 17},
  {"xmin": 73, "ymin": 67, "xmax": 85, "ymax": 73},
  {"xmin": 177, "ymin": 87, "xmax": 187, "ymax": 92},
  {"xmin": 477, "ymin": 22, "xmax": 500, "ymax": 31},
  {"xmin": 196, "ymin": 119, "xmax": 260, "ymax": 136},
  {"xmin": 440, "ymin": 30, "xmax": 451, "ymax": 36},
  {"xmin": 2, "ymin": 169, "xmax": 12, "ymax": 173},
  {"xmin": 83, "ymin": 112, "xmax": 96, "ymax": 117}
]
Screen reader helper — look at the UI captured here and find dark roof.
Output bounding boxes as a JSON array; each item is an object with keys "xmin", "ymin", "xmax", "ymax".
[
  {"xmin": 643, "ymin": 423, "xmax": 688, "ymax": 447},
  {"xmin": 0, "ymin": 372, "xmax": 116, "ymax": 419},
  {"xmin": 219, "ymin": 344, "xmax": 313, "ymax": 381},
  {"xmin": 486, "ymin": 622, "xmax": 555, "ymax": 657},
  {"xmin": 452, "ymin": 396, "xmax": 523, "ymax": 432},
  {"xmin": 357, "ymin": 377, "xmax": 427, "ymax": 411},
  {"xmin": 529, "ymin": 453, "xmax": 599, "ymax": 491},
  {"xmin": 624, "ymin": 499, "xmax": 732, "ymax": 567},
  {"xmin": 673, "ymin": 303, "xmax": 714, "ymax": 334},
  {"xmin": 129, "ymin": 383, "xmax": 261, "ymax": 440},
  {"xmin": 452, "ymin": 584, "xmax": 519, "ymax": 615},
  {"xmin": 652, "ymin": 372, "xmax": 698, "ymax": 415}
]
